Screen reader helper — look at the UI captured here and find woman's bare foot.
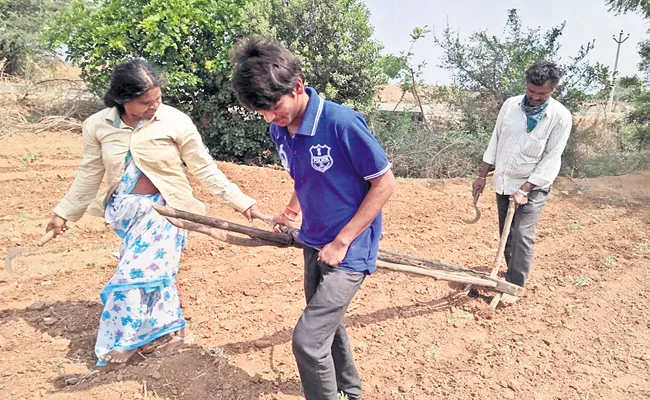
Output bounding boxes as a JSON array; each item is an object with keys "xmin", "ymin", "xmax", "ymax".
[
  {"xmin": 153, "ymin": 328, "xmax": 195, "ymax": 356},
  {"xmin": 100, "ymin": 348, "xmax": 137, "ymax": 364}
]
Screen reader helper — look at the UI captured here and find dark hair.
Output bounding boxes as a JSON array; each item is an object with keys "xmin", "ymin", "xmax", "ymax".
[
  {"xmin": 525, "ymin": 61, "xmax": 562, "ymax": 88},
  {"xmin": 230, "ymin": 36, "xmax": 304, "ymax": 111},
  {"xmin": 103, "ymin": 59, "xmax": 163, "ymax": 113}
]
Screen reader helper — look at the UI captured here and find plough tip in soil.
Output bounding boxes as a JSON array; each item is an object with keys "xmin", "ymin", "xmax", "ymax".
[{"xmin": 152, "ymin": 205, "xmax": 524, "ymax": 307}]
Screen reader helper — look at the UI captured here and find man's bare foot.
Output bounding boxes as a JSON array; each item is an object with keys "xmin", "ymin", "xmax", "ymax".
[
  {"xmin": 153, "ymin": 328, "xmax": 195, "ymax": 356},
  {"xmin": 100, "ymin": 348, "xmax": 137, "ymax": 364},
  {"xmin": 500, "ymin": 293, "xmax": 520, "ymax": 305}
]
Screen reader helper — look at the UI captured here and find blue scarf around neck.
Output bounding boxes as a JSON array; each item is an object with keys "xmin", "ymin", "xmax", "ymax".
[{"xmin": 521, "ymin": 96, "xmax": 549, "ymax": 133}]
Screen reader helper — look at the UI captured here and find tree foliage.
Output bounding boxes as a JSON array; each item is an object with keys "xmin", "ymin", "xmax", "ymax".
[
  {"xmin": 46, "ymin": 0, "xmax": 386, "ymax": 163},
  {"xmin": 605, "ymin": 0, "xmax": 650, "ymax": 149},
  {"xmin": 377, "ymin": 27, "xmax": 432, "ymax": 129},
  {"xmin": 613, "ymin": 74, "xmax": 645, "ymax": 101},
  {"xmin": 637, "ymin": 40, "xmax": 650, "ymax": 77},
  {"xmin": 616, "ymin": 75, "xmax": 650, "ymax": 149},
  {"xmin": 606, "ymin": 1, "xmax": 650, "ymax": 77},
  {"xmin": 48, "ymin": 0, "xmax": 277, "ymax": 163},
  {"xmin": 433, "ymin": 9, "xmax": 610, "ymax": 137},
  {"xmin": 0, "ymin": 0, "xmax": 66, "ymax": 74},
  {"xmin": 243, "ymin": 0, "xmax": 385, "ymax": 112},
  {"xmin": 625, "ymin": 90, "xmax": 650, "ymax": 149},
  {"xmin": 606, "ymin": 0, "xmax": 650, "ymax": 18}
]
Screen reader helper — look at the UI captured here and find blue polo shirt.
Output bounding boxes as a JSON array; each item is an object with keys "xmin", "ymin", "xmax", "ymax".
[{"xmin": 269, "ymin": 87, "xmax": 392, "ymax": 274}]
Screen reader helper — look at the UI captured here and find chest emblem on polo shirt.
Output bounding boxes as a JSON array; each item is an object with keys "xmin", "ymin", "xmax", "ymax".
[
  {"xmin": 278, "ymin": 144, "xmax": 290, "ymax": 173},
  {"xmin": 309, "ymin": 144, "xmax": 333, "ymax": 173}
]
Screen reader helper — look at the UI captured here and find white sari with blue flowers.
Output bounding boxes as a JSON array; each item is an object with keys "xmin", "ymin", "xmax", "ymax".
[{"xmin": 95, "ymin": 151, "xmax": 188, "ymax": 366}]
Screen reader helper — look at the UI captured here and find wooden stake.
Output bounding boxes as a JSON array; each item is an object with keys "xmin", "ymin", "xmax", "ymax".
[
  {"xmin": 489, "ymin": 200, "xmax": 516, "ymax": 308},
  {"xmin": 377, "ymin": 260, "xmax": 497, "ymax": 288}
]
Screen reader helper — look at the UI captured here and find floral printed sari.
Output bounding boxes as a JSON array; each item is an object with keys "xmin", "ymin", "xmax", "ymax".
[{"xmin": 95, "ymin": 151, "xmax": 188, "ymax": 366}]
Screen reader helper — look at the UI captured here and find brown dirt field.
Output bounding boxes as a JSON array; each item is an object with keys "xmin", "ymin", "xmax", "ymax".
[{"xmin": 1, "ymin": 131, "xmax": 649, "ymax": 400}]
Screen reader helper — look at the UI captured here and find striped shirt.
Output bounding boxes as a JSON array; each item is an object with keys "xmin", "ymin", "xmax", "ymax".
[{"xmin": 483, "ymin": 95, "xmax": 572, "ymax": 195}]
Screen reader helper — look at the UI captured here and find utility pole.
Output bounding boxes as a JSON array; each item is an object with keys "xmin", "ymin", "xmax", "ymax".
[{"xmin": 607, "ymin": 30, "xmax": 630, "ymax": 114}]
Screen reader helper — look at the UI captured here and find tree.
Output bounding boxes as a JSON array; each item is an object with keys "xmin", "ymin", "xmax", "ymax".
[
  {"xmin": 46, "ymin": 0, "xmax": 386, "ymax": 163},
  {"xmin": 434, "ymin": 9, "xmax": 610, "ymax": 137},
  {"xmin": 614, "ymin": 75, "xmax": 645, "ymax": 101},
  {"xmin": 605, "ymin": 0, "xmax": 650, "ymax": 150},
  {"xmin": 47, "ymin": 0, "xmax": 276, "ymax": 164},
  {"xmin": 625, "ymin": 86, "xmax": 650, "ymax": 149},
  {"xmin": 606, "ymin": 0, "xmax": 650, "ymax": 18},
  {"xmin": 606, "ymin": 1, "xmax": 650, "ymax": 77},
  {"xmin": 243, "ymin": 0, "xmax": 385, "ymax": 111},
  {"xmin": 0, "ymin": 0, "xmax": 66, "ymax": 74},
  {"xmin": 379, "ymin": 27, "xmax": 432, "ymax": 130}
]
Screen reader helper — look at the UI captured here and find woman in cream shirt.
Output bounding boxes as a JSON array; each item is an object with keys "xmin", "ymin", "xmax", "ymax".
[{"xmin": 46, "ymin": 59, "xmax": 258, "ymax": 365}]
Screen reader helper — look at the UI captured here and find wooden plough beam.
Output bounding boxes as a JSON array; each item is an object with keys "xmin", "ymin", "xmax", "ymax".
[{"xmin": 153, "ymin": 205, "xmax": 524, "ymax": 298}]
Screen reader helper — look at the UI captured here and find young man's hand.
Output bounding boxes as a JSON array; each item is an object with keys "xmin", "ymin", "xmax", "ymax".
[{"xmin": 317, "ymin": 239, "xmax": 350, "ymax": 267}]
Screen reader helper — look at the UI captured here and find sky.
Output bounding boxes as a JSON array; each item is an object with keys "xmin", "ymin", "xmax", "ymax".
[{"xmin": 364, "ymin": 0, "xmax": 649, "ymax": 85}]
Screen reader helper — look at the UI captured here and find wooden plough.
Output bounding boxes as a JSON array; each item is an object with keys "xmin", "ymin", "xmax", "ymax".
[{"xmin": 153, "ymin": 205, "xmax": 524, "ymax": 307}]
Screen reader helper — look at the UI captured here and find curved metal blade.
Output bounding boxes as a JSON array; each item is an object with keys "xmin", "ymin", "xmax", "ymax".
[
  {"xmin": 462, "ymin": 189, "xmax": 482, "ymax": 224},
  {"xmin": 4, "ymin": 246, "xmax": 36, "ymax": 277},
  {"xmin": 462, "ymin": 206, "xmax": 481, "ymax": 224}
]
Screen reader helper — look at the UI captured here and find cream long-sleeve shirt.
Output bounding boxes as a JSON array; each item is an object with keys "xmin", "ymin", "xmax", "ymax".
[
  {"xmin": 53, "ymin": 105, "xmax": 256, "ymax": 222},
  {"xmin": 483, "ymin": 95, "xmax": 572, "ymax": 195}
]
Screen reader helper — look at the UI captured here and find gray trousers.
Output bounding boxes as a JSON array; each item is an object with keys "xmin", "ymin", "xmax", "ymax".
[
  {"xmin": 496, "ymin": 189, "xmax": 549, "ymax": 287},
  {"xmin": 292, "ymin": 247, "xmax": 365, "ymax": 400}
]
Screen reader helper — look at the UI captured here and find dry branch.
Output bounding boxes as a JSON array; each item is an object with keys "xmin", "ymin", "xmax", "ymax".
[
  {"xmin": 153, "ymin": 205, "xmax": 298, "ymax": 247},
  {"xmin": 166, "ymin": 217, "xmax": 284, "ymax": 247}
]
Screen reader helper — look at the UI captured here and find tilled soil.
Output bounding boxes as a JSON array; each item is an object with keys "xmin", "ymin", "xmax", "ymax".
[{"xmin": 1, "ymin": 131, "xmax": 649, "ymax": 400}]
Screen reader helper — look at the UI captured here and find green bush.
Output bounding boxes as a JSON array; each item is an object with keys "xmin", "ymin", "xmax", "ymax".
[
  {"xmin": 433, "ymin": 9, "xmax": 610, "ymax": 138},
  {"xmin": 46, "ymin": 0, "xmax": 386, "ymax": 164},
  {"xmin": 245, "ymin": 0, "xmax": 385, "ymax": 110},
  {"xmin": 370, "ymin": 112, "xmax": 486, "ymax": 179},
  {"xmin": 578, "ymin": 151, "xmax": 650, "ymax": 178},
  {"xmin": 561, "ymin": 116, "xmax": 650, "ymax": 178}
]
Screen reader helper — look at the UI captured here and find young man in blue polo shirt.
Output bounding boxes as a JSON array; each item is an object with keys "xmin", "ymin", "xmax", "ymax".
[{"xmin": 231, "ymin": 37, "xmax": 396, "ymax": 400}]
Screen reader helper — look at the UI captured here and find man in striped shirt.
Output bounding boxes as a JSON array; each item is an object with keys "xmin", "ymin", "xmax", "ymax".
[{"xmin": 473, "ymin": 61, "xmax": 572, "ymax": 304}]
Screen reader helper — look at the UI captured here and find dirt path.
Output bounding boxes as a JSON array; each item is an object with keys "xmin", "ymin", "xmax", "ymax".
[{"xmin": 1, "ymin": 131, "xmax": 649, "ymax": 400}]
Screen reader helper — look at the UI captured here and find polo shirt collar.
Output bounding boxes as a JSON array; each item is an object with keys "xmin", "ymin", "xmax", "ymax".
[{"xmin": 294, "ymin": 87, "xmax": 324, "ymax": 137}]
